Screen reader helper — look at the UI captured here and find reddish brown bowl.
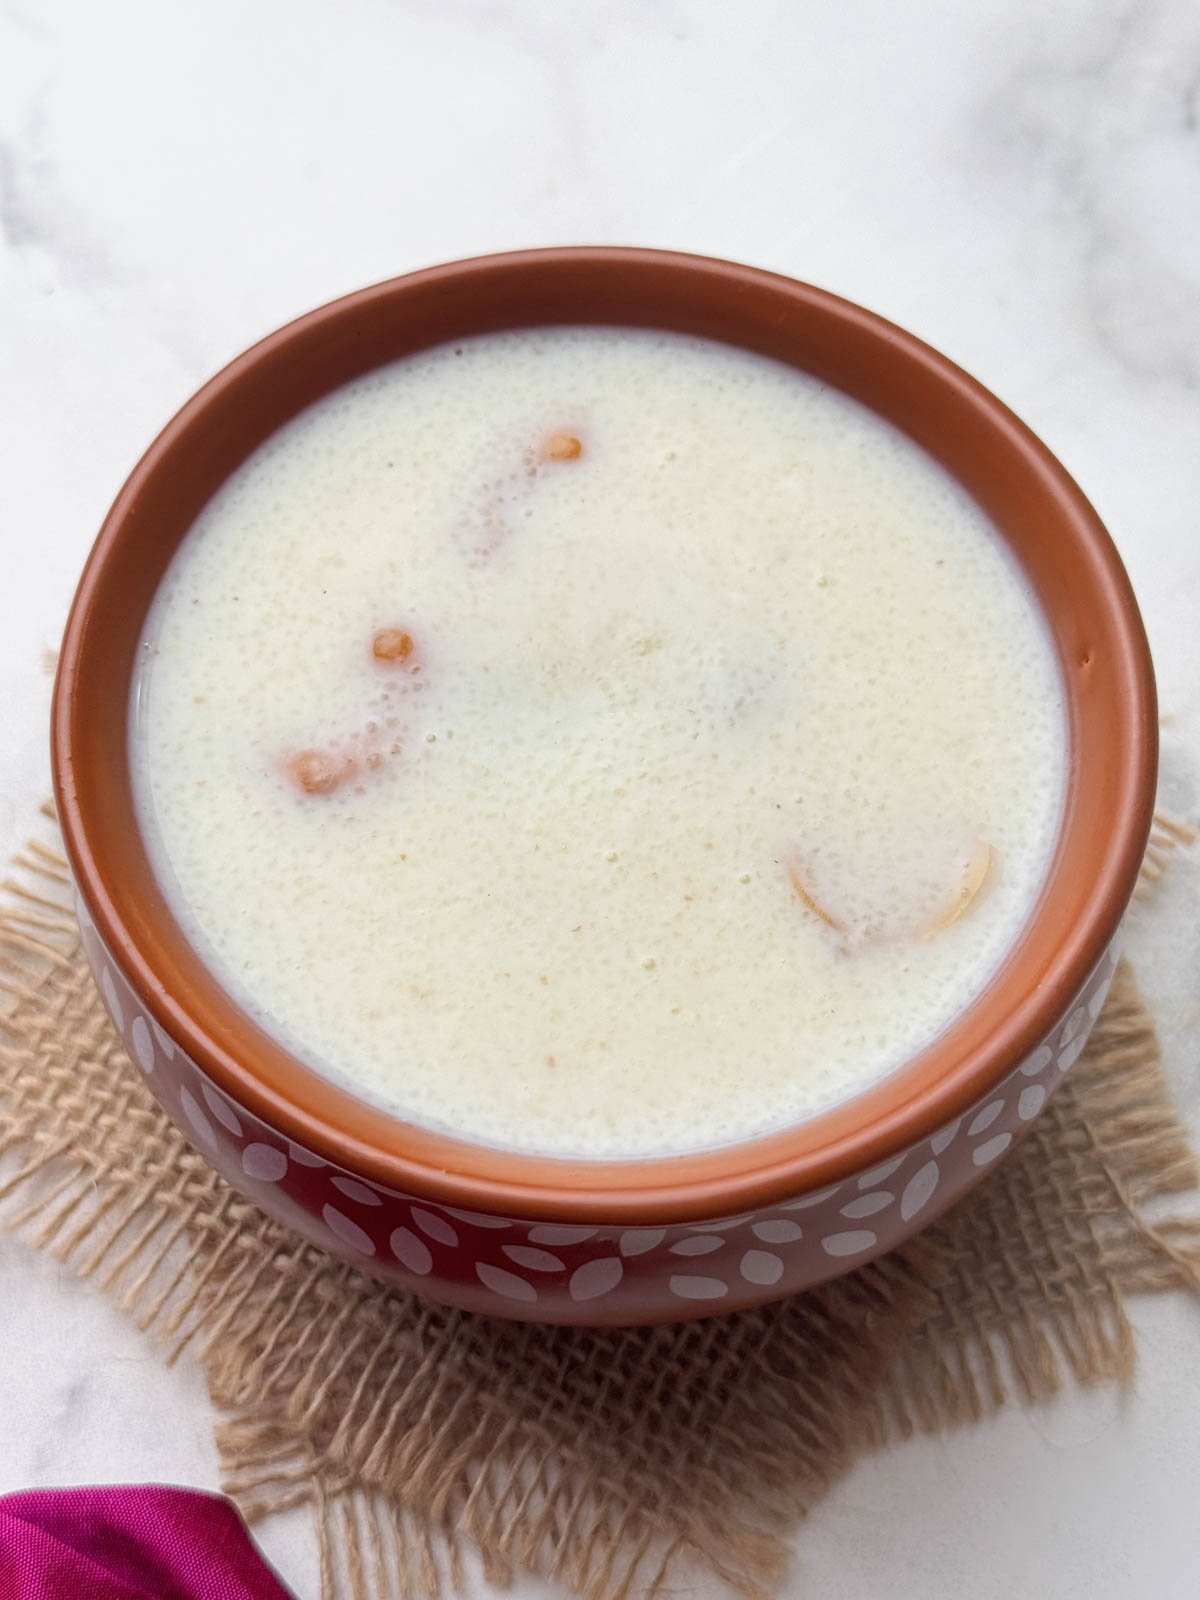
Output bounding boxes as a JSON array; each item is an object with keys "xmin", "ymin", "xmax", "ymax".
[{"xmin": 52, "ymin": 248, "xmax": 1156, "ymax": 1323}]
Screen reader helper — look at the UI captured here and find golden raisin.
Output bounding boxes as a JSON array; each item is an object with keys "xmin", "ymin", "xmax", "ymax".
[
  {"xmin": 289, "ymin": 749, "xmax": 340, "ymax": 795},
  {"xmin": 372, "ymin": 628, "xmax": 414, "ymax": 662},
  {"xmin": 542, "ymin": 431, "xmax": 583, "ymax": 461}
]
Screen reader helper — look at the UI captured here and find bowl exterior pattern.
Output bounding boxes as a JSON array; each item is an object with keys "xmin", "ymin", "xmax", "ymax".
[{"xmin": 75, "ymin": 885, "xmax": 1119, "ymax": 1324}]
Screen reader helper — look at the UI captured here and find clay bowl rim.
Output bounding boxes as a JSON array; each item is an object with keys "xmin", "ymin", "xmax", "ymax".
[{"xmin": 51, "ymin": 246, "xmax": 1157, "ymax": 1225}]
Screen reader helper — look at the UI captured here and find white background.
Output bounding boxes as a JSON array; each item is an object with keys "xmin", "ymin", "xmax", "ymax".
[{"xmin": 2, "ymin": 1, "xmax": 1199, "ymax": 1595}]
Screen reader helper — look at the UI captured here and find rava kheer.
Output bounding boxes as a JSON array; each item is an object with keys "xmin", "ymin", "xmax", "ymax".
[{"xmin": 131, "ymin": 327, "xmax": 1066, "ymax": 1158}]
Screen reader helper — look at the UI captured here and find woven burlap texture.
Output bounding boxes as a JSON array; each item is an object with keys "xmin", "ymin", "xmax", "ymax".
[{"xmin": 1, "ymin": 812, "xmax": 1198, "ymax": 1600}]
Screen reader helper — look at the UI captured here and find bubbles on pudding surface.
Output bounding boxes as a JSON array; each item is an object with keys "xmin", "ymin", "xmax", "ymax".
[{"xmin": 132, "ymin": 326, "xmax": 1066, "ymax": 1159}]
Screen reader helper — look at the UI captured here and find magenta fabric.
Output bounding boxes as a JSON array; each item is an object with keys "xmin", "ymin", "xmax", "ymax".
[{"xmin": 0, "ymin": 1486, "xmax": 295, "ymax": 1599}]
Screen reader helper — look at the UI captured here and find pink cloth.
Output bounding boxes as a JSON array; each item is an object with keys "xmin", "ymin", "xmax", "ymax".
[{"xmin": 0, "ymin": 1486, "xmax": 294, "ymax": 1599}]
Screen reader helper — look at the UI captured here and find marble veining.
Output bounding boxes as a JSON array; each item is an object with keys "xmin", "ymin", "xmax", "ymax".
[{"xmin": 967, "ymin": 0, "xmax": 1200, "ymax": 391}]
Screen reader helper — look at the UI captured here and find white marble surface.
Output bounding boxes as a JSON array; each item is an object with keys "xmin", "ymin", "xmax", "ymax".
[{"xmin": 2, "ymin": 0, "xmax": 1200, "ymax": 1594}]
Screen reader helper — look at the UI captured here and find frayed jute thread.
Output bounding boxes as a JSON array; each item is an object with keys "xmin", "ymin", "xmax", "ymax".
[
  {"xmin": 1134, "ymin": 813, "xmax": 1197, "ymax": 900},
  {"xmin": 2, "ymin": 805, "xmax": 1199, "ymax": 1600}
]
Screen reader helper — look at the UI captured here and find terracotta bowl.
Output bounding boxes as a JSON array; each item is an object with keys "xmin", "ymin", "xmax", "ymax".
[{"xmin": 52, "ymin": 248, "xmax": 1156, "ymax": 1324}]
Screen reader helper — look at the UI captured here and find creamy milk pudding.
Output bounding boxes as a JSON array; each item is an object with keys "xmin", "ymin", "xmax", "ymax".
[{"xmin": 131, "ymin": 327, "xmax": 1066, "ymax": 1159}]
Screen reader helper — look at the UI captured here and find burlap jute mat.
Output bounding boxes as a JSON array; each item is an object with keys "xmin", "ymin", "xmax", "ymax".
[{"xmin": 2, "ymin": 808, "xmax": 1199, "ymax": 1600}]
